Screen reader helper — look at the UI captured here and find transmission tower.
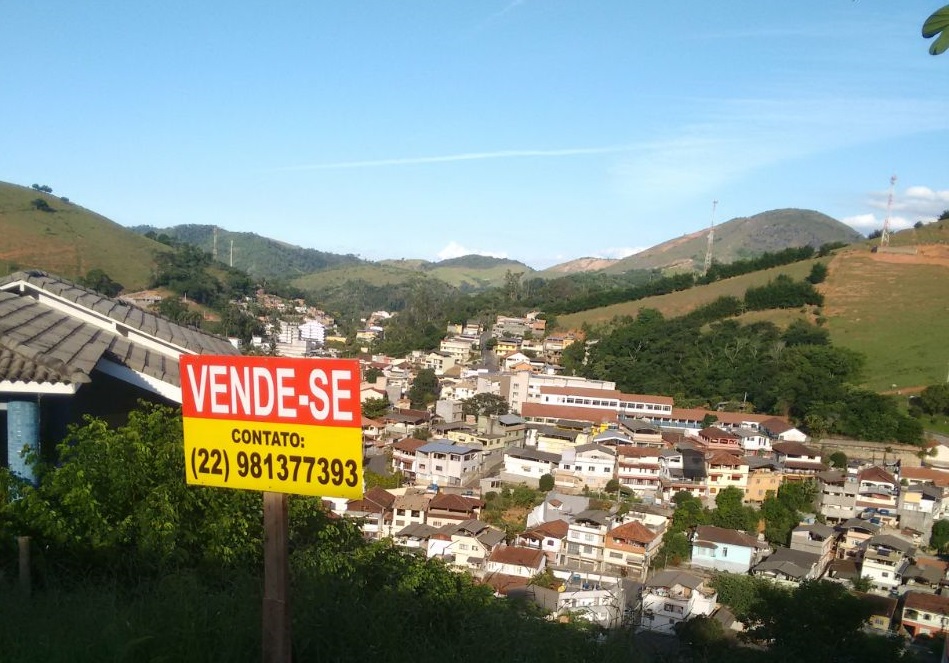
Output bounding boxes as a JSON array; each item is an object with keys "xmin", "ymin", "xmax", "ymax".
[
  {"xmin": 212, "ymin": 226, "xmax": 218, "ymax": 260},
  {"xmin": 880, "ymin": 175, "xmax": 897, "ymax": 248},
  {"xmin": 703, "ymin": 200, "xmax": 718, "ymax": 276}
]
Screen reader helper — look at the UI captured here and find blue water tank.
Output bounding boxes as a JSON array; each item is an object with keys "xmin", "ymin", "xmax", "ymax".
[{"xmin": 7, "ymin": 399, "xmax": 39, "ymax": 484}]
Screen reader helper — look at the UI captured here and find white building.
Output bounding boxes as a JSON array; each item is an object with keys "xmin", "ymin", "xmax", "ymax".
[
  {"xmin": 640, "ymin": 571, "xmax": 718, "ymax": 634},
  {"xmin": 414, "ymin": 441, "xmax": 482, "ymax": 488}
]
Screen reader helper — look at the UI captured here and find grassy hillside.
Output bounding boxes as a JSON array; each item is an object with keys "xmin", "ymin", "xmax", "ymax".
[
  {"xmin": 602, "ymin": 208, "xmax": 862, "ymax": 274},
  {"xmin": 558, "ymin": 226, "xmax": 949, "ymax": 392},
  {"xmin": 0, "ymin": 182, "xmax": 163, "ymax": 290},
  {"xmin": 823, "ymin": 244, "xmax": 949, "ymax": 392},
  {"xmin": 557, "ymin": 259, "xmax": 822, "ymax": 328},
  {"xmin": 291, "ymin": 262, "xmax": 421, "ymax": 290}
]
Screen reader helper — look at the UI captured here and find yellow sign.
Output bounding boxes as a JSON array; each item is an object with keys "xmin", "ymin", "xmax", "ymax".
[{"xmin": 180, "ymin": 355, "xmax": 363, "ymax": 499}]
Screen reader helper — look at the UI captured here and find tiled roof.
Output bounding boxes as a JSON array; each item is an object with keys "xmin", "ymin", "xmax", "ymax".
[
  {"xmin": 904, "ymin": 591, "xmax": 949, "ymax": 616},
  {"xmin": 901, "ymin": 466, "xmax": 949, "ymax": 488},
  {"xmin": 429, "ymin": 493, "xmax": 484, "ymax": 511},
  {"xmin": 391, "ymin": 437, "xmax": 429, "ymax": 452},
  {"xmin": 522, "ymin": 519, "xmax": 569, "ymax": 540},
  {"xmin": 858, "ymin": 466, "xmax": 897, "ymax": 485},
  {"xmin": 488, "ymin": 546, "xmax": 544, "ymax": 568},
  {"xmin": 694, "ymin": 525, "xmax": 764, "ymax": 549},
  {"xmin": 0, "ymin": 270, "xmax": 237, "ymax": 390},
  {"xmin": 521, "ymin": 402, "xmax": 618, "ymax": 425},
  {"xmin": 773, "ymin": 441, "xmax": 819, "ymax": 457},
  {"xmin": 608, "ymin": 520, "xmax": 658, "ymax": 545}
]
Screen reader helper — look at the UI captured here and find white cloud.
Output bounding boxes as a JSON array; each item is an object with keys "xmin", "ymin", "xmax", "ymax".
[
  {"xmin": 277, "ymin": 144, "xmax": 635, "ymax": 172},
  {"xmin": 595, "ymin": 246, "xmax": 647, "ymax": 260},
  {"xmin": 842, "ymin": 213, "xmax": 913, "ymax": 234},
  {"xmin": 862, "ymin": 183, "xmax": 948, "ymax": 230},
  {"xmin": 436, "ymin": 241, "xmax": 509, "ymax": 261}
]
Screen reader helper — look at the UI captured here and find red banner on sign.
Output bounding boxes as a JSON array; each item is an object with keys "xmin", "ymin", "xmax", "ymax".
[{"xmin": 180, "ymin": 355, "xmax": 361, "ymax": 427}]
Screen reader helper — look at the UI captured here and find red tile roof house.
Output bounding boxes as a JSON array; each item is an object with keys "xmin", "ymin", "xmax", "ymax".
[
  {"xmin": 484, "ymin": 545, "xmax": 546, "ymax": 579},
  {"xmin": 0, "ymin": 270, "xmax": 239, "ymax": 481},
  {"xmin": 901, "ymin": 591, "xmax": 949, "ymax": 638},
  {"xmin": 772, "ymin": 441, "xmax": 827, "ymax": 481},
  {"xmin": 516, "ymin": 519, "xmax": 569, "ymax": 565},
  {"xmin": 603, "ymin": 520, "xmax": 661, "ymax": 581}
]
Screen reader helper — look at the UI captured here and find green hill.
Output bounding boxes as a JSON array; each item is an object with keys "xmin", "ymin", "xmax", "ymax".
[
  {"xmin": 601, "ymin": 208, "xmax": 863, "ymax": 274},
  {"xmin": 0, "ymin": 181, "xmax": 164, "ymax": 290},
  {"xmin": 559, "ymin": 224, "xmax": 949, "ymax": 392},
  {"xmin": 130, "ymin": 224, "xmax": 365, "ymax": 280}
]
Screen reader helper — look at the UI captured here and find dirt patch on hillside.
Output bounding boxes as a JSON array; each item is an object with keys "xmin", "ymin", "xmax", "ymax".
[
  {"xmin": 823, "ymin": 245, "xmax": 949, "ymax": 318},
  {"xmin": 868, "ymin": 244, "xmax": 949, "ymax": 268}
]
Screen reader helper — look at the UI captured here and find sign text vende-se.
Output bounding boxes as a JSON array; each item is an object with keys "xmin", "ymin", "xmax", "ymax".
[{"xmin": 180, "ymin": 355, "xmax": 363, "ymax": 498}]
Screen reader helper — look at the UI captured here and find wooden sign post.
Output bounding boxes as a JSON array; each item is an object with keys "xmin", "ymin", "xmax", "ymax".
[{"xmin": 179, "ymin": 355, "xmax": 364, "ymax": 663}]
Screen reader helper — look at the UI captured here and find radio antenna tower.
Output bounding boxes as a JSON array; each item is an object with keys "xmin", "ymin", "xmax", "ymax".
[
  {"xmin": 212, "ymin": 226, "xmax": 218, "ymax": 260},
  {"xmin": 703, "ymin": 200, "xmax": 718, "ymax": 276},
  {"xmin": 880, "ymin": 175, "xmax": 897, "ymax": 248}
]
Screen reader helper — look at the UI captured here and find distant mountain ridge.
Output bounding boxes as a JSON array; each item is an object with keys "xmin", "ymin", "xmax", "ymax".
[
  {"xmin": 598, "ymin": 209, "xmax": 863, "ymax": 274},
  {"xmin": 130, "ymin": 224, "xmax": 365, "ymax": 279}
]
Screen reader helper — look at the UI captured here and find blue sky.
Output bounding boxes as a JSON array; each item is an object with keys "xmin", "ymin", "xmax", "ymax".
[{"xmin": 3, "ymin": 2, "xmax": 948, "ymax": 269}]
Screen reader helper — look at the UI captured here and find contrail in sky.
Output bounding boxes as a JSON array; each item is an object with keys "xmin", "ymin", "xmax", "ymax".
[{"xmin": 276, "ymin": 144, "xmax": 636, "ymax": 171}]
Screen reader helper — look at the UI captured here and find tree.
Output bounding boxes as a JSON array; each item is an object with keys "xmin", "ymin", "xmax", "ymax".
[
  {"xmin": 805, "ymin": 262, "xmax": 828, "ymax": 285},
  {"xmin": 931, "ymin": 519, "xmax": 949, "ymax": 551},
  {"xmin": 461, "ymin": 393, "xmax": 510, "ymax": 418},
  {"xmin": 538, "ymin": 473, "xmax": 554, "ymax": 492},
  {"xmin": 361, "ymin": 397, "xmax": 390, "ymax": 419},
  {"xmin": 31, "ymin": 197, "xmax": 53, "ymax": 212},
  {"xmin": 923, "ymin": 5, "xmax": 949, "ymax": 55},
  {"xmin": 14, "ymin": 403, "xmax": 263, "ymax": 573},
  {"xmin": 828, "ymin": 451, "xmax": 848, "ymax": 469},
  {"xmin": 850, "ymin": 575, "xmax": 873, "ymax": 592},
  {"xmin": 407, "ymin": 368, "xmax": 439, "ymax": 409},
  {"xmin": 78, "ymin": 268, "xmax": 124, "ymax": 297},
  {"xmin": 712, "ymin": 486, "xmax": 757, "ymax": 532}
]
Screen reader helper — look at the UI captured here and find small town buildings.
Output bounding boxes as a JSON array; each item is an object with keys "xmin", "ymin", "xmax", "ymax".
[
  {"xmin": 414, "ymin": 441, "xmax": 482, "ymax": 488},
  {"xmin": 860, "ymin": 534, "xmax": 914, "ymax": 593},
  {"xmin": 426, "ymin": 492, "xmax": 485, "ymax": 528},
  {"xmin": 818, "ymin": 471, "xmax": 860, "ymax": 524},
  {"xmin": 484, "ymin": 545, "xmax": 546, "ymax": 580},
  {"xmin": 901, "ymin": 591, "xmax": 949, "ymax": 638},
  {"xmin": 789, "ymin": 523, "xmax": 837, "ymax": 575},
  {"xmin": 704, "ymin": 451, "xmax": 749, "ymax": 498},
  {"xmin": 898, "ymin": 484, "xmax": 944, "ymax": 541},
  {"xmin": 526, "ymin": 492, "xmax": 590, "ymax": 528},
  {"xmin": 640, "ymin": 571, "xmax": 718, "ymax": 634},
  {"xmin": 745, "ymin": 458, "xmax": 783, "ymax": 504},
  {"xmin": 772, "ymin": 441, "xmax": 826, "ymax": 480},
  {"xmin": 690, "ymin": 525, "xmax": 770, "ymax": 575},
  {"xmin": 696, "ymin": 427, "xmax": 742, "ymax": 454},
  {"xmin": 516, "ymin": 519, "xmax": 569, "ymax": 565},
  {"xmin": 391, "ymin": 437, "xmax": 429, "ymax": 481},
  {"xmin": 561, "ymin": 510, "xmax": 615, "ymax": 572},
  {"xmin": 500, "ymin": 447, "xmax": 560, "ymax": 487},
  {"xmin": 751, "ymin": 546, "xmax": 822, "ymax": 585},
  {"xmin": 855, "ymin": 592, "xmax": 898, "ymax": 633},
  {"xmin": 391, "ymin": 491, "xmax": 431, "ymax": 532},
  {"xmin": 603, "ymin": 520, "xmax": 661, "ymax": 581},
  {"xmin": 615, "ymin": 446, "xmax": 663, "ymax": 498},
  {"xmin": 556, "ymin": 444, "xmax": 617, "ymax": 492},
  {"xmin": 428, "ymin": 519, "xmax": 506, "ymax": 572},
  {"xmin": 760, "ymin": 417, "xmax": 808, "ymax": 443},
  {"xmin": 343, "ymin": 487, "xmax": 396, "ymax": 540},
  {"xmin": 836, "ymin": 518, "xmax": 881, "ymax": 560}
]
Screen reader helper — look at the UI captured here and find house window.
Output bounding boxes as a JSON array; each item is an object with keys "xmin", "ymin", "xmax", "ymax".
[
  {"xmin": 563, "ymin": 464, "xmax": 571, "ymax": 470},
  {"xmin": 435, "ymin": 465, "xmax": 443, "ymax": 471},
  {"xmin": 881, "ymin": 572, "xmax": 889, "ymax": 578},
  {"xmin": 722, "ymin": 547, "xmax": 729, "ymax": 557}
]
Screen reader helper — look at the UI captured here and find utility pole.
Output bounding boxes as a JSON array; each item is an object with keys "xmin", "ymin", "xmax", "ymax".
[
  {"xmin": 880, "ymin": 175, "xmax": 897, "ymax": 248},
  {"xmin": 703, "ymin": 200, "xmax": 718, "ymax": 276}
]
